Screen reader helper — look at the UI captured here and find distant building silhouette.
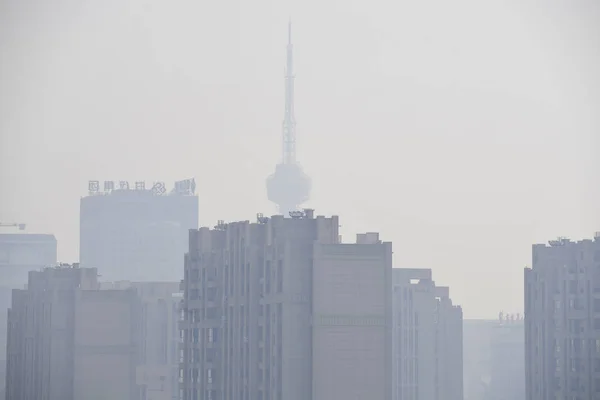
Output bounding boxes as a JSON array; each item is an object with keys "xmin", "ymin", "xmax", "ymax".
[
  {"xmin": 392, "ymin": 268, "xmax": 463, "ymax": 400},
  {"xmin": 80, "ymin": 180, "xmax": 198, "ymax": 282},
  {"xmin": 5, "ymin": 264, "xmax": 140, "ymax": 400},
  {"xmin": 525, "ymin": 234, "xmax": 600, "ymax": 399},
  {"xmin": 463, "ymin": 319, "xmax": 496, "ymax": 400},
  {"xmin": 0, "ymin": 232, "xmax": 56, "ymax": 399},
  {"xmin": 487, "ymin": 315, "xmax": 524, "ymax": 400},
  {"xmin": 180, "ymin": 211, "xmax": 393, "ymax": 400}
]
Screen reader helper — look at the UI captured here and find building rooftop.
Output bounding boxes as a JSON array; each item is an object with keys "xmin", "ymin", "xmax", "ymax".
[{"xmin": 0, "ymin": 233, "xmax": 56, "ymax": 242}]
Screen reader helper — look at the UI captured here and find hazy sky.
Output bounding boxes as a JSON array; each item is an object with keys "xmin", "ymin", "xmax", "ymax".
[{"xmin": 1, "ymin": 0, "xmax": 598, "ymax": 318}]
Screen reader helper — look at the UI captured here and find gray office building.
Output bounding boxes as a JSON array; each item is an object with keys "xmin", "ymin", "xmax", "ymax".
[
  {"xmin": 179, "ymin": 211, "xmax": 393, "ymax": 400},
  {"xmin": 524, "ymin": 234, "xmax": 600, "ymax": 399},
  {"xmin": 80, "ymin": 179, "xmax": 198, "ymax": 282},
  {"xmin": 392, "ymin": 268, "xmax": 463, "ymax": 400}
]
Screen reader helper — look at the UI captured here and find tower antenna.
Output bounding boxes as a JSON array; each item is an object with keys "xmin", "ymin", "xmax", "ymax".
[
  {"xmin": 266, "ymin": 21, "xmax": 311, "ymax": 216},
  {"xmin": 282, "ymin": 19, "xmax": 296, "ymax": 165}
]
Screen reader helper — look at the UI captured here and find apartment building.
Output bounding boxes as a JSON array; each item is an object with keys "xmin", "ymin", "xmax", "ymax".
[
  {"xmin": 312, "ymin": 232, "xmax": 393, "ymax": 400},
  {"xmin": 524, "ymin": 234, "xmax": 600, "ymax": 399},
  {"xmin": 5, "ymin": 265, "xmax": 140, "ymax": 400},
  {"xmin": 392, "ymin": 268, "xmax": 463, "ymax": 400},
  {"xmin": 180, "ymin": 211, "xmax": 393, "ymax": 400}
]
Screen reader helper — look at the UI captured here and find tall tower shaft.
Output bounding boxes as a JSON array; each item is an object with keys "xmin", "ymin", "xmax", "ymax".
[
  {"xmin": 282, "ymin": 21, "xmax": 296, "ymax": 165},
  {"xmin": 266, "ymin": 21, "xmax": 311, "ymax": 215}
]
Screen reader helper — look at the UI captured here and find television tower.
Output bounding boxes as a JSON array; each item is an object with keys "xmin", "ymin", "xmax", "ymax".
[{"xmin": 266, "ymin": 21, "xmax": 311, "ymax": 216}]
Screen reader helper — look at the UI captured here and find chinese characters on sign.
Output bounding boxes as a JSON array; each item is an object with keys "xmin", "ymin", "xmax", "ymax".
[{"xmin": 87, "ymin": 179, "xmax": 195, "ymax": 196}]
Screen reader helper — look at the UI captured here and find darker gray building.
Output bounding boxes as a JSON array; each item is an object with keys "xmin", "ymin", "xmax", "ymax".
[
  {"xmin": 524, "ymin": 234, "xmax": 600, "ymax": 399},
  {"xmin": 5, "ymin": 265, "xmax": 141, "ymax": 400},
  {"xmin": 180, "ymin": 211, "xmax": 393, "ymax": 400}
]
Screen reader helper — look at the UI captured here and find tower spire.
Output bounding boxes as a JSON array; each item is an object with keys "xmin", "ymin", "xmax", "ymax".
[
  {"xmin": 266, "ymin": 22, "xmax": 311, "ymax": 215},
  {"xmin": 282, "ymin": 19, "xmax": 296, "ymax": 165}
]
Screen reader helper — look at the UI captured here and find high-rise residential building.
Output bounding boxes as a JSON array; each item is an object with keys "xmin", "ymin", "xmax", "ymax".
[
  {"xmin": 524, "ymin": 234, "xmax": 600, "ymax": 400},
  {"xmin": 180, "ymin": 211, "xmax": 393, "ymax": 400},
  {"xmin": 5, "ymin": 265, "xmax": 141, "ymax": 400},
  {"xmin": 101, "ymin": 280, "xmax": 182, "ymax": 400},
  {"xmin": 80, "ymin": 179, "xmax": 198, "ymax": 282},
  {"xmin": 487, "ymin": 314, "xmax": 525, "ymax": 400},
  {"xmin": 312, "ymin": 232, "xmax": 393, "ymax": 400},
  {"xmin": 392, "ymin": 268, "xmax": 463, "ymax": 400},
  {"xmin": 0, "ymin": 232, "xmax": 57, "ymax": 398}
]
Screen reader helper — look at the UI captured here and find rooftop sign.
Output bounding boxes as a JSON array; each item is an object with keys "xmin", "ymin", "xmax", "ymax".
[{"xmin": 87, "ymin": 178, "xmax": 196, "ymax": 196}]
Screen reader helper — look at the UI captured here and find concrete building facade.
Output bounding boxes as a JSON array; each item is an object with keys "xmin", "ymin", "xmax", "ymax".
[
  {"xmin": 392, "ymin": 268, "xmax": 463, "ymax": 400},
  {"xmin": 524, "ymin": 234, "xmax": 600, "ymax": 399},
  {"xmin": 101, "ymin": 280, "xmax": 182, "ymax": 400},
  {"xmin": 180, "ymin": 211, "xmax": 393, "ymax": 400},
  {"xmin": 312, "ymin": 232, "xmax": 393, "ymax": 400},
  {"xmin": 5, "ymin": 265, "xmax": 140, "ymax": 400}
]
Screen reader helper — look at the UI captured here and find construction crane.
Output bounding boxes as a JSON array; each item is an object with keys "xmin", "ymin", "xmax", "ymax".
[{"xmin": 0, "ymin": 222, "xmax": 26, "ymax": 231}]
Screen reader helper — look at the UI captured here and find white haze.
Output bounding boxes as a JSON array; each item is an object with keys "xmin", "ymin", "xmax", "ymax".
[{"xmin": 0, "ymin": 0, "xmax": 598, "ymax": 318}]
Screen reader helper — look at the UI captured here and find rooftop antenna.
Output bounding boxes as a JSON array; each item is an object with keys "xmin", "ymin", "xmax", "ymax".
[{"xmin": 283, "ymin": 17, "xmax": 296, "ymax": 165}]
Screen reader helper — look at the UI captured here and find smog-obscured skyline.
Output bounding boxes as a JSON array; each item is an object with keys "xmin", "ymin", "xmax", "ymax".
[{"xmin": 1, "ymin": 0, "xmax": 598, "ymax": 318}]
